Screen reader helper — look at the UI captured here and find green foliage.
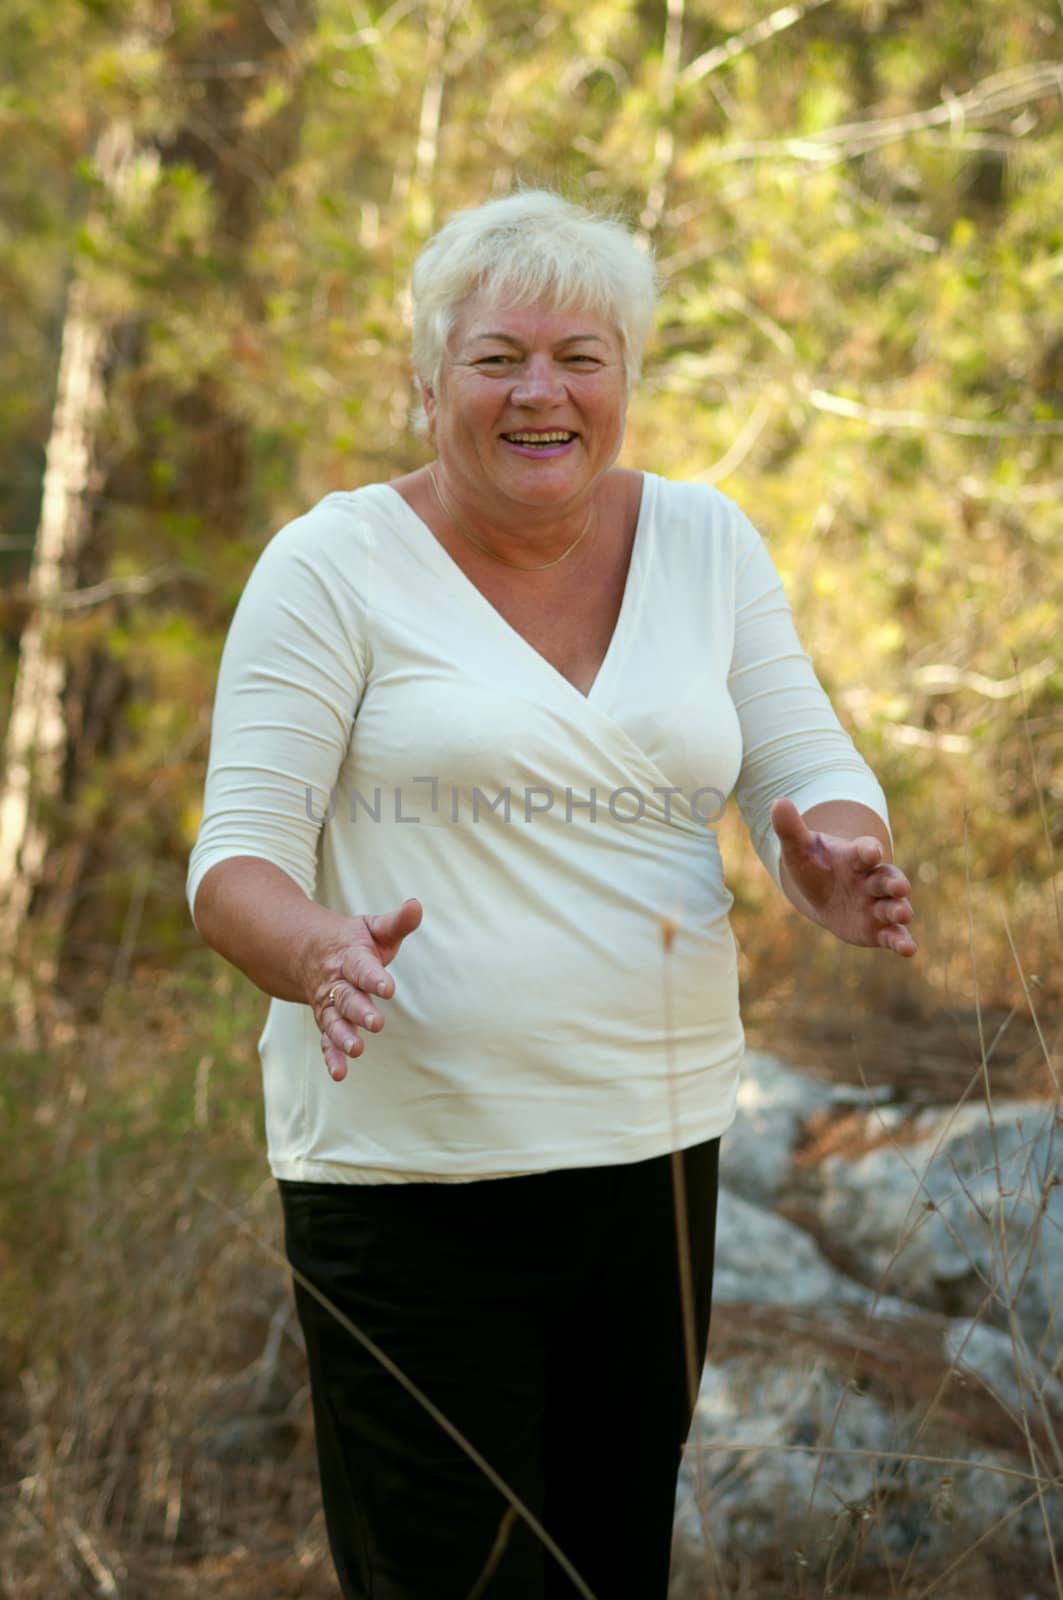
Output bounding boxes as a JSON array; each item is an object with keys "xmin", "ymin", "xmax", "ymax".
[
  {"xmin": 0, "ymin": 0, "xmax": 1060, "ymax": 1017},
  {"xmin": 1, "ymin": 13, "xmax": 1060, "ymax": 1591}
]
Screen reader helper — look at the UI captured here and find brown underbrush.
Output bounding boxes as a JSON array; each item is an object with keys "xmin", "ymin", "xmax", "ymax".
[{"xmin": 1, "ymin": 835, "xmax": 1059, "ymax": 1598}]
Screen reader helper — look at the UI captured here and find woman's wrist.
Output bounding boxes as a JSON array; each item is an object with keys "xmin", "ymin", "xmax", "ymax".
[{"xmin": 193, "ymin": 856, "xmax": 355, "ymax": 1004}]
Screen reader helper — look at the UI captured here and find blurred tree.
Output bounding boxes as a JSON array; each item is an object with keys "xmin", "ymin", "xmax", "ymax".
[
  {"xmin": 0, "ymin": 0, "xmax": 1059, "ymax": 1037},
  {"xmin": 0, "ymin": 0, "xmax": 317, "ymax": 1041},
  {"xmin": 0, "ymin": 122, "xmax": 139, "ymax": 1043}
]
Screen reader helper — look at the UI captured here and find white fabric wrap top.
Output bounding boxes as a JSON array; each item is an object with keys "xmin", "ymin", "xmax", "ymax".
[{"xmin": 187, "ymin": 474, "xmax": 892, "ymax": 1182}]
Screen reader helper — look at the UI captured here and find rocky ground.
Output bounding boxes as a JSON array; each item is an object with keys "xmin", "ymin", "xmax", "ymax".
[{"xmin": 670, "ymin": 1053, "xmax": 1063, "ymax": 1598}]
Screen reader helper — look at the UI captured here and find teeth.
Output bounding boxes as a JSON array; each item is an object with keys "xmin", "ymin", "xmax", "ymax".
[{"xmin": 505, "ymin": 431, "xmax": 573, "ymax": 444}]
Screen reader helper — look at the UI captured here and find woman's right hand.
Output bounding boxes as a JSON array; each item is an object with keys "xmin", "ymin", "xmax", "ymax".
[{"xmin": 307, "ymin": 898, "xmax": 424, "ymax": 1081}]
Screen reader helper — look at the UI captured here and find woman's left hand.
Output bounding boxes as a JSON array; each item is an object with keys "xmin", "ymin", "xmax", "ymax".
[{"xmin": 770, "ymin": 796, "xmax": 917, "ymax": 957}]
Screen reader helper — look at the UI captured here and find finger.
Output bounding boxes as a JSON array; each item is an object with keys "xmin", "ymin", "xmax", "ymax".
[
  {"xmin": 342, "ymin": 947, "xmax": 396, "ymax": 1000},
  {"xmin": 851, "ymin": 835, "xmax": 885, "ymax": 870},
  {"xmin": 770, "ymin": 796, "xmax": 813, "ymax": 850},
  {"xmin": 324, "ymin": 1043, "xmax": 347, "ymax": 1082},
  {"xmin": 365, "ymin": 897, "xmax": 424, "ymax": 951},
  {"xmin": 867, "ymin": 864, "xmax": 912, "ymax": 897},
  {"xmin": 348, "ymin": 900, "xmax": 424, "ymax": 1000},
  {"xmin": 321, "ymin": 1029, "xmax": 360, "ymax": 1082},
  {"xmin": 325, "ymin": 982, "xmax": 384, "ymax": 1034},
  {"xmin": 368, "ymin": 897, "xmax": 424, "ymax": 938},
  {"xmin": 329, "ymin": 1017, "xmax": 366, "ymax": 1057},
  {"xmin": 872, "ymin": 894, "xmax": 913, "ymax": 924},
  {"xmin": 321, "ymin": 1017, "xmax": 370, "ymax": 1079},
  {"xmin": 880, "ymin": 923, "xmax": 918, "ymax": 956}
]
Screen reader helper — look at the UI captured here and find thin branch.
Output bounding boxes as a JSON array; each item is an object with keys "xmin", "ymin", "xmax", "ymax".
[
  {"xmin": 882, "ymin": 724, "xmax": 973, "ymax": 754},
  {"xmin": 32, "ymin": 566, "xmax": 205, "ymax": 612},
  {"xmin": 835, "ymin": 175, "xmax": 940, "ymax": 255},
  {"xmin": 959, "ymin": 474, "xmax": 1063, "ymax": 504},
  {"xmin": 691, "ymin": 392, "xmax": 777, "ymax": 484},
  {"xmin": 558, "ymin": 55, "xmax": 630, "ymax": 98},
  {"xmin": 715, "ymin": 284, "xmax": 796, "ymax": 359},
  {"xmin": 910, "ymin": 659, "xmax": 1057, "ymax": 699},
  {"xmin": 802, "ymin": 61, "xmax": 1063, "ymax": 150},
  {"xmin": 689, "ymin": 1437, "xmax": 1061, "ymax": 1488},
  {"xmin": 680, "ymin": 0, "xmax": 835, "ymax": 88},
  {"xmin": 1013, "ymin": 641, "xmax": 1063, "ymax": 948},
  {"xmin": 912, "ymin": 1487, "xmax": 1050, "ymax": 1598},
  {"xmin": 412, "ymin": 2, "xmax": 451, "ymax": 199},
  {"xmin": 640, "ymin": 0, "xmax": 686, "ymax": 239},
  {"xmin": 705, "ymin": 62, "xmax": 1063, "ymax": 165},
  {"xmin": 257, "ymin": 0, "xmax": 301, "ymax": 52},
  {"xmin": 61, "ymin": 1517, "xmax": 121, "ymax": 1595},
  {"xmin": 806, "ymin": 386, "xmax": 1063, "ymax": 438}
]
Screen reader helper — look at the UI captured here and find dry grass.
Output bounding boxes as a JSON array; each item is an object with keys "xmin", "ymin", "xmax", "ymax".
[
  {"xmin": 1, "ymin": 788, "xmax": 1060, "ymax": 1598},
  {"xmin": 707, "ymin": 1302, "xmax": 1060, "ymax": 1458}
]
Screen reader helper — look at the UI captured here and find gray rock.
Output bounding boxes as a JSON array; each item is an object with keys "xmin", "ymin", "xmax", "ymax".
[
  {"xmin": 719, "ymin": 1051, "xmax": 838, "ymax": 1206},
  {"xmin": 812, "ymin": 1100, "xmax": 1062, "ymax": 1348},
  {"xmin": 713, "ymin": 1187, "xmax": 919, "ymax": 1324},
  {"xmin": 944, "ymin": 1316, "xmax": 1063, "ymax": 1423},
  {"xmin": 713, "ymin": 1187, "xmax": 870, "ymax": 1309},
  {"xmin": 670, "ymin": 1345, "xmax": 1055, "ymax": 1595},
  {"xmin": 670, "ymin": 1074, "xmax": 1062, "ymax": 1593}
]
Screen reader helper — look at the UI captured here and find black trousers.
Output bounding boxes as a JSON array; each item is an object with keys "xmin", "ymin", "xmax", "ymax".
[{"xmin": 279, "ymin": 1137, "xmax": 720, "ymax": 1600}]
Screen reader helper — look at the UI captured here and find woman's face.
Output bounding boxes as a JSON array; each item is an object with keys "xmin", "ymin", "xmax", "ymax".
[{"xmin": 421, "ymin": 289, "xmax": 628, "ymax": 522}]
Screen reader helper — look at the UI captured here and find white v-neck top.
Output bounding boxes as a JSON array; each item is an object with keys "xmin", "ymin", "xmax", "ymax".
[{"xmin": 187, "ymin": 473, "xmax": 891, "ymax": 1183}]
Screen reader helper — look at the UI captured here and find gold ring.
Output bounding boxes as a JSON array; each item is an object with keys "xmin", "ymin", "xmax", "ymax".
[{"xmin": 327, "ymin": 986, "xmax": 338, "ymax": 1006}]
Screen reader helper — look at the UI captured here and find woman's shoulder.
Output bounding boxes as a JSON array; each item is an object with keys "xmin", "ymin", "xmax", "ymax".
[
  {"xmin": 640, "ymin": 471, "xmax": 765, "ymax": 555},
  {"xmin": 239, "ymin": 485, "xmax": 401, "ymax": 613},
  {"xmin": 256, "ymin": 481, "xmax": 406, "ymax": 566},
  {"xmin": 280, "ymin": 482, "xmax": 397, "ymax": 547}
]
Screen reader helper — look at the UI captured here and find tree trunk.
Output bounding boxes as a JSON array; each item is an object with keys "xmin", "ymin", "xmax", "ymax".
[
  {"xmin": 2, "ymin": 0, "xmax": 317, "ymax": 1040},
  {"xmin": 0, "ymin": 125, "xmax": 135, "ymax": 1045}
]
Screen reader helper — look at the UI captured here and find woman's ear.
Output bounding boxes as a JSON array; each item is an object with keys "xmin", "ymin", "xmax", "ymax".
[{"xmin": 419, "ymin": 377, "xmax": 437, "ymax": 440}]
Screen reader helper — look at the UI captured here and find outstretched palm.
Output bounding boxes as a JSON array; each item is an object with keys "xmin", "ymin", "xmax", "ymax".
[{"xmin": 771, "ymin": 797, "xmax": 917, "ymax": 957}]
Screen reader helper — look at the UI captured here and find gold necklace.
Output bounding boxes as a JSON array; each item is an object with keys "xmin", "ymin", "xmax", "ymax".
[{"xmin": 428, "ymin": 467, "xmax": 596, "ymax": 573}]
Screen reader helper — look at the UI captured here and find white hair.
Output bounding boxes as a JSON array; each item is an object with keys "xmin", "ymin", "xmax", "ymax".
[{"xmin": 410, "ymin": 189, "xmax": 658, "ymax": 397}]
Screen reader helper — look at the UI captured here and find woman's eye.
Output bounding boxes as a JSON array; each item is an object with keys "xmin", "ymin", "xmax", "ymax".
[{"xmin": 478, "ymin": 355, "xmax": 513, "ymax": 366}]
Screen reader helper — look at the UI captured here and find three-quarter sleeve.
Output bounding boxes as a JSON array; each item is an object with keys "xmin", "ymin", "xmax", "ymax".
[
  {"xmin": 186, "ymin": 497, "xmax": 371, "ymax": 931},
  {"xmin": 727, "ymin": 505, "xmax": 891, "ymax": 891}
]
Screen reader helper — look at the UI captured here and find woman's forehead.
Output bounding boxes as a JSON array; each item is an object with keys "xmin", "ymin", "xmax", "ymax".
[{"xmin": 449, "ymin": 289, "xmax": 620, "ymax": 350}]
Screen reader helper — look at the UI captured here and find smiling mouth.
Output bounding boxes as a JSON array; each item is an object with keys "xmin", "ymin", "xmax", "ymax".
[{"xmin": 501, "ymin": 431, "xmax": 576, "ymax": 448}]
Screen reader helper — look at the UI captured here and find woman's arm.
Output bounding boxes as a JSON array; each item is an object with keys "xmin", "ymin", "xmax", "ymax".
[
  {"xmin": 721, "ymin": 499, "xmax": 915, "ymax": 955},
  {"xmin": 187, "ymin": 498, "xmax": 424, "ymax": 1079},
  {"xmin": 193, "ymin": 854, "xmax": 423, "ymax": 1080},
  {"xmin": 773, "ymin": 796, "xmax": 916, "ymax": 956}
]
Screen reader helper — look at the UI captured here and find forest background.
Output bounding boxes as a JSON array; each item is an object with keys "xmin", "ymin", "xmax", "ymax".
[{"xmin": 0, "ymin": 0, "xmax": 1060, "ymax": 1595}]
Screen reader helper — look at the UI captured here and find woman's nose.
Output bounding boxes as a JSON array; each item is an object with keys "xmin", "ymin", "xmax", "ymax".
[{"xmin": 511, "ymin": 356, "xmax": 564, "ymax": 405}]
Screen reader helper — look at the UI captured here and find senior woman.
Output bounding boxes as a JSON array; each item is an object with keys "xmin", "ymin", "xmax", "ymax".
[{"xmin": 187, "ymin": 189, "xmax": 916, "ymax": 1599}]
